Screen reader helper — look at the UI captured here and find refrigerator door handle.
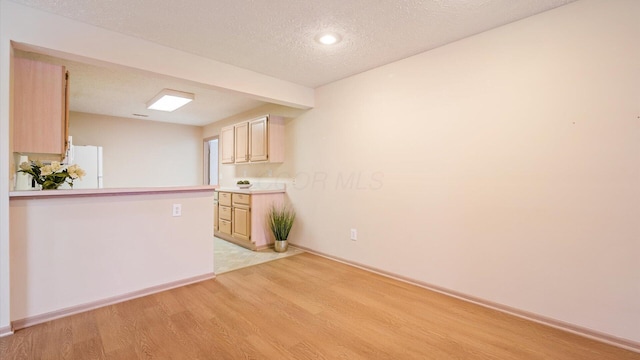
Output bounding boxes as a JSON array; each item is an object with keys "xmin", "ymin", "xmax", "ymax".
[{"xmin": 97, "ymin": 146, "xmax": 103, "ymax": 177}]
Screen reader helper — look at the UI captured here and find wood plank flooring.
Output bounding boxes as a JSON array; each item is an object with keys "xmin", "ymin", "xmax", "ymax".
[{"xmin": 1, "ymin": 253, "xmax": 638, "ymax": 359}]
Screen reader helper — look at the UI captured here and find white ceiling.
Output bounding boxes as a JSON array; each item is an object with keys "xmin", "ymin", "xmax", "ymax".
[{"xmin": 11, "ymin": 0, "xmax": 577, "ymax": 125}]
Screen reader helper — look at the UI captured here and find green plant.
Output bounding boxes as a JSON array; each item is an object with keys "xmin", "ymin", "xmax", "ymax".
[
  {"xmin": 268, "ymin": 203, "xmax": 296, "ymax": 241},
  {"xmin": 18, "ymin": 160, "xmax": 85, "ymax": 190},
  {"xmin": 237, "ymin": 180, "xmax": 250, "ymax": 184}
]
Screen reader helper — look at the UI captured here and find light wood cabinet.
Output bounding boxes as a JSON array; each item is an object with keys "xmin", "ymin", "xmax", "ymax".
[
  {"xmin": 232, "ymin": 193, "xmax": 250, "ymax": 206},
  {"xmin": 219, "ymin": 191, "xmax": 232, "ymax": 206},
  {"xmin": 220, "ymin": 125, "xmax": 235, "ymax": 164},
  {"xmin": 231, "ymin": 193, "xmax": 251, "ymax": 242},
  {"xmin": 213, "ymin": 202, "xmax": 218, "ymax": 233},
  {"xmin": 13, "ymin": 57, "xmax": 69, "ymax": 155},
  {"xmin": 249, "ymin": 116, "xmax": 268, "ymax": 162},
  {"xmin": 219, "ymin": 205, "xmax": 232, "ymax": 221},
  {"xmin": 215, "ymin": 191, "xmax": 251, "ymax": 247},
  {"xmin": 214, "ymin": 190, "xmax": 284, "ymax": 251},
  {"xmin": 217, "ymin": 191, "xmax": 232, "ymax": 235},
  {"xmin": 219, "ymin": 115, "xmax": 284, "ymax": 165},
  {"xmin": 234, "ymin": 121, "xmax": 249, "ymax": 164},
  {"xmin": 232, "ymin": 206, "xmax": 251, "ymax": 241},
  {"xmin": 218, "ymin": 203, "xmax": 232, "ymax": 235},
  {"xmin": 219, "ymin": 218, "xmax": 232, "ymax": 235}
]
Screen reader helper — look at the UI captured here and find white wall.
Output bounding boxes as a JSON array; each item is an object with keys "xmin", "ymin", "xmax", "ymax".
[
  {"xmin": 70, "ymin": 112, "xmax": 203, "ymax": 188},
  {"xmin": 283, "ymin": 0, "xmax": 639, "ymax": 343},
  {"xmin": 10, "ymin": 191, "xmax": 214, "ymax": 321}
]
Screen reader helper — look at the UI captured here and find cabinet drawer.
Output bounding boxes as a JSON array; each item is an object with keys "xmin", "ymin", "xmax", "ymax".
[
  {"xmin": 219, "ymin": 219, "xmax": 232, "ymax": 235},
  {"xmin": 218, "ymin": 192, "xmax": 232, "ymax": 206},
  {"xmin": 219, "ymin": 205, "xmax": 232, "ymax": 221},
  {"xmin": 232, "ymin": 193, "xmax": 251, "ymax": 206}
]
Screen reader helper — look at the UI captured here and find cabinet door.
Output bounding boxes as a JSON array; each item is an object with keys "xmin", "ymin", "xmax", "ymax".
[
  {"xmin": 213, "ymin": 203, "xmax": 218, "ymax": 232},
  {"xmin": 13, "ymin": 57, "xmax": 68, "ymax": 155},
  {"xmin": 232, "ymin": 206, "xmax": 251, "ymax": 241},
  {"xmin": 234, "ymin": 122, "xmax": 249, "ymax": 163},
  {"xmin": 249, "ymin": 116, "xmax": 268, "ymax": 162},
  {"xmin": 220, "ymin": 126, "xmax": 235, "ymax": 164}
]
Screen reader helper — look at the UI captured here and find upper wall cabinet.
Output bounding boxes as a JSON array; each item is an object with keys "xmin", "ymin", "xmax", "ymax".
[
  {"xmin": 234, "ymin": 121, "xmax": 249, "ymax": 164},
  {"xmin": 13, "ymin": 57, "xmax": 69, "ymax": 155},
  {"xmin": 249, "ymin": 116, "xmax": 268, "ymax": 162},
  {"xmin": 221, "ymin": 125, "xmax": 235, "ymax": 163},
  {"xmin": 221, "ymin": 115, "xmax": 284, "ymax": 164}
]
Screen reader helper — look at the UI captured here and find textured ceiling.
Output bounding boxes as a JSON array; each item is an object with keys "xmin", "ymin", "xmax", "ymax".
[{"xmin": 10, "ymin": 0, "xmax": 578, "ymax": 125}]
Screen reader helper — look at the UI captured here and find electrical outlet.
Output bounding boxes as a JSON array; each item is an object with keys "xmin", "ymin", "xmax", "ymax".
[
  {"xmin": 350, "ymin": 228, "xmax": 357, "ymax": 241},
  {"xmin": 173, "ymin": 204, "xmax": 182, "ymax": 217}
]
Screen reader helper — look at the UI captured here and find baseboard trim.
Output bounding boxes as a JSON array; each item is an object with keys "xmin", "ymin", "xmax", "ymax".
[
  {"xmin": 256, "ymin": 243, "xmax": 275, "ymax": 251},
  {"xmin": 294, "ymin": 245, "xmax": 640, "ymax": 354},
  {"xmin": 11, "ymin": 272, "xmax": 216, "ymax": 331},
  {"xmin": 0, "ymin": 325, "xmax": 13, "ymax": 337}
]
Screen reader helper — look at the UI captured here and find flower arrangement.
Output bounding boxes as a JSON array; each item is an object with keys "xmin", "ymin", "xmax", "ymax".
[{"xmin": 18, "ymin": 160, "xmax": 86, "ymax": 190}]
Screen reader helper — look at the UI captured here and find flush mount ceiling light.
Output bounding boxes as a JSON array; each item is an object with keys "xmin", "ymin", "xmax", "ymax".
[
  {"xmin": 315, "ymin": 32, "xmax": 342, "ymax": 45},
  {"xmin": 146, "ymin": 89, "xmax": 194, "ymax": 112}
]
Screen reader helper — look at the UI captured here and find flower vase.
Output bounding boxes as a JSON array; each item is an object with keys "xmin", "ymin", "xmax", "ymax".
[{"xmin": 42, "ymin": 183, "xmax": 61, "ymax": 190}]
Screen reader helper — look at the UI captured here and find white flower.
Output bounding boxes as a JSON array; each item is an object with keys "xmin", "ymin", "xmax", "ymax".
[
  {"xmin": 40, "ymin": 165, "xmax": 53, "ymax": 176},
  {"xmin": 19, "ymin": 162, "xmax": 31, "ymax": 171},
  {"xmin": 50, "ymin": 161, "xmax": 62, "ymax": 172},
  {"xmin": 67, "ymin": 164, "xmax": 86, "ymax": 179}
]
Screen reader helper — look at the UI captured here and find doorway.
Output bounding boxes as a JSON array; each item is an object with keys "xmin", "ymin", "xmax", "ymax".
[{"xmin": 204, "ymin": 137, "xmax": 218, "ymax": 186}]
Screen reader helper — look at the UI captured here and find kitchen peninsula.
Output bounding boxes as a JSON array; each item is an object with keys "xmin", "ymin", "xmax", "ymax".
[
  {"xmin": 214, "ymin": 184, "xmax": 285, "ymax": 251},
  {"xmin": 9, "ymin": 185, "xmax": 216, "ymax": 330}
]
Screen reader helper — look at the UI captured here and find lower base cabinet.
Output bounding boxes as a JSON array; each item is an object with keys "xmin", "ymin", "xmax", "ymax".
[{"xmin": 214, "ymin": 190, "xmax": 284, "ymax": 251}]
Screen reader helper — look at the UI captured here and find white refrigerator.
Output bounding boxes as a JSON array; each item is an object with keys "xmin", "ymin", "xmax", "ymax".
[{"xmin": 64, "ymin": 145, "xmax": 103, "ymax": 189}]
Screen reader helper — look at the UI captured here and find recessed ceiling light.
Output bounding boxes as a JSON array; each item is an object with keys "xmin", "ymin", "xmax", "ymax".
[
  {"xmin": 315, "ymin": 32, "xmax": 341, "ymax": 45},
  {"xmin": 146, "ymin": 89, "xmax": 194, "ymax": 112}
]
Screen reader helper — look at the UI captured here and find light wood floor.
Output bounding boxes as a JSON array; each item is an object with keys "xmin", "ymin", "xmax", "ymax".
[{"xmin": 1, "ymin": 253, "xmax": 638, "ymax": 359}]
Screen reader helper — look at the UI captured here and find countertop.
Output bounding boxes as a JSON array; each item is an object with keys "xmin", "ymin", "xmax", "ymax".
[
  {"xmin": 10, "ymin": 185, "xmax": 218, "ymax": 199},
  {"xmin": 215, "ymin": 183, "xmax": 286, "ymax": 194}
]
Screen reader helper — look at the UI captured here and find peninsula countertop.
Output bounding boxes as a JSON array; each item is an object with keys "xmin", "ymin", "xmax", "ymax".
[{"xmin": 9, "ymin": 185, "xmax": 218, "ymax": 199}]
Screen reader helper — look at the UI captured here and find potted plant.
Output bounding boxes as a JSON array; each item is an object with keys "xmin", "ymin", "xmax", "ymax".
[{"xmin": 268, "ymin": 203, "xmax": 296, "ymax": 252}]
